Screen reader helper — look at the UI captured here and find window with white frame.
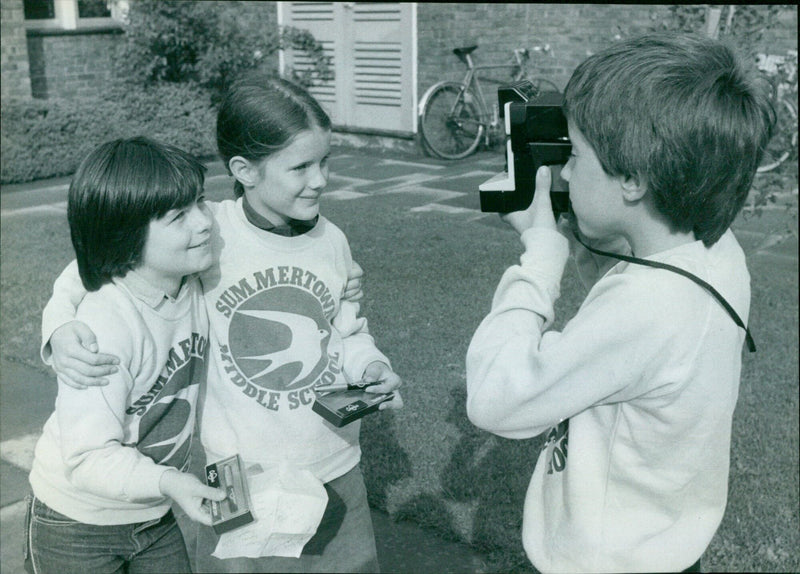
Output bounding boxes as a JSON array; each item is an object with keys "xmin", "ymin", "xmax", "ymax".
[{"xmin": 23, "ymin": 0, "xmax": 126, "ymax": 29}]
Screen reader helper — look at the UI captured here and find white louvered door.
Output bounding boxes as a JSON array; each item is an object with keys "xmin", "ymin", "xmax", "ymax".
[{"xmin": 280, "ymin": 2, "xmax": 416, "ymax": 135}]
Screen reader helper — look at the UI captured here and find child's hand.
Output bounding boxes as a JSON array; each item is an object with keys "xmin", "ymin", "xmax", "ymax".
[
  {"xmin": 159, "ymin": 469, "xmax": 227, "ymax": 526},
  {"xmin": 501, "ymin": 166, "xmax": 558, "ymax": 235},
  {"xmin": 49, "ymin": 321, "xmax": 119, "ymax": 389},
  {"xmin": 362, "ymin": 361, "xmax": 404, "ymax": 411},
  {"xmin": 343, "ymin": 261, "xmax": 364, "ymax": 302}
]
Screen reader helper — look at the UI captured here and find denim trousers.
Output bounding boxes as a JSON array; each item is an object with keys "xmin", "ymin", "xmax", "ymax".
[
  {"xmin": 185, "ymin": 465, "xmax": 380, "ymax": 573},
  {"xmin": 24, "ymin": 495, "xmax": 191, "ymax": 574}
]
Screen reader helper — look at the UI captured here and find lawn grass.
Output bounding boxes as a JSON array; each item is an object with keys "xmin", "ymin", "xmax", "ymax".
[
  {"xmin": 327, "ymin": 187, "xmax": 799, "ymax": 573},
  {"xmin": 1, "ymin": 157, "xmax": 797, "ymax": 572}
]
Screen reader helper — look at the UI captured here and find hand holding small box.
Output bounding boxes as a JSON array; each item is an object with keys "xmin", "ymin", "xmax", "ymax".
[
  {"xmin": 159, "ymin": 469, "xmax": 226, "ymax": 526},
  {"xmin": 360, "ymin": 360, "xmax": 403, "ymax": 411}
]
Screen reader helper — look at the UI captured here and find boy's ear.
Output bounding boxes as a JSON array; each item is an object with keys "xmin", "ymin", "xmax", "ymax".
[
  {"xmin": 228, "ymin": 156, "xmax": 259, "ymax": 188},
  {"xmin": 620, "ymin": 174, "xmax": 647, "ymax": 202}
]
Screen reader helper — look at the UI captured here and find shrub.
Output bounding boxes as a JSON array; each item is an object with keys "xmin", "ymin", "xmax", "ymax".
[
  {"xmin": 2, "ymin": 1, "xmax": 333, "ymax": 184},
  {"xmin": 1, "ymin": 82, "xmax": 216, "ymax": 184},
  {"xmin": 114, "ymin": 0, "xmax": 331, "ymax": 99}
]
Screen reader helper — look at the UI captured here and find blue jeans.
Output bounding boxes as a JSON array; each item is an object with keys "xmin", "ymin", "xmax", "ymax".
[
  {"xmin": 24, "ymin": 495, "xmax": 191, "ymax": 574},
  {"xmin": 191, "ymin": 465, "xmax": 379, "ymax": 573}
]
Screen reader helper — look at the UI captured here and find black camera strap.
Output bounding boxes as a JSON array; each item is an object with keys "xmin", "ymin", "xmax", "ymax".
[{"xmin": 573, "ymin": 233, "xmax": 756, "ymax": 353}]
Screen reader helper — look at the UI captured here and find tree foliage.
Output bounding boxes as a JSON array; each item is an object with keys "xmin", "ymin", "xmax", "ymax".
[
  {"xmin": 114, "ymin": 0, "xmax": 331, "ymax": 97},
  {"xmin": 650, "ymin": 4, "xmax": 789, "ymax": 58}
]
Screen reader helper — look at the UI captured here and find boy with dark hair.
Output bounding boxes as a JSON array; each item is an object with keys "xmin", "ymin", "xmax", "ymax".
[
  {"xmin": 68, "ymin": 137, "xmax": 213, "ymax": 290},
  {"xmin": 26, "ymin": 137, "xmax": 226, "ymax": 573},
  {"xmin": 466, "ymin": 33, "xmax": 774, "ymax": 573}
]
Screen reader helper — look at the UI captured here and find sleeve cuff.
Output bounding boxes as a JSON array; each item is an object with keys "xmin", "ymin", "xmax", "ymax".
[
  {"xmin": 519, "ymin": 227, "xmax": 570, "ymax": 275},
  {"xmin": 347, "ymin": 347, "xmax": 392, "ymax": 383},
  {"xmin": 123, "ymin": 463, "xmax": 171, "ymax": 501}
]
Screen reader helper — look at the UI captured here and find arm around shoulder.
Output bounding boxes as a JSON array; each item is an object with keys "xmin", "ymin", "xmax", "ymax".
[
  {"xmin": 42, "ymin": 261, "xmax": 120, "ymax": 387},
  {"xmin": 41, "ymin": 260, "xmax": 87, "ymax": 362}
]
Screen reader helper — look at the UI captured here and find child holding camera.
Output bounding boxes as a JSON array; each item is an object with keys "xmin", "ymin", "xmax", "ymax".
[
  {"xmin": 40, "ymin": 74, "xmax": 402, "ymax": 573},
  {"xmin": 26, "ymin": 137, "xmax": 227, "ymax": 573},
  {"xmin": 466, "ymin": 33, "xmax": 774, "ymax": 573}
]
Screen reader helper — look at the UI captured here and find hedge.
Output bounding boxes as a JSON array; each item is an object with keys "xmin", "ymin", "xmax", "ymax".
[{"xmin": 1, "ymin": 82, "xmax": 217, "ymax": 185}]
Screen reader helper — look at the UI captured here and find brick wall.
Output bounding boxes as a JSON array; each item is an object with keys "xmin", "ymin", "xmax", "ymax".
[
  {"xmin": 417, "ymin": 4, "xmax": 798, "ymax": 112},
  {"xmin": 26, "ymin": 26, "xmax": 123, "ymax": 100},
  {"xmin": 4, "ymin": 3, "xmax": 796, "ymax": 108},
  {"xmin": 1, "ymin": 0, "xmax": 31, "ymax": 100},
  {"xmin": 17, "ymin": 0, "xmax": 276, "ymax": 101},
  {"xmin": 769, "ymin": 7, "xmax": 799, "ymax": 55},
  {"xmin": 418, "ymin": 4, "xmax": 668, "ymax": 100}
]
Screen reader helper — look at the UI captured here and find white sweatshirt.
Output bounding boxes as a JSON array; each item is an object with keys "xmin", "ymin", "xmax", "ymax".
[
  {"xmin": 198, "ymin": 200, "xmax": 389, "ymax": 481},
  {"xmin": 466, "ymin": 227, "xmax": 750, "ymax": 573},
  {"xmin": 31, "ymin": 269, "xmax": 207, "ymax": 525},
  {"xmin": 41, "ymin": 199, "xmax": 389, "ymax": 485}
]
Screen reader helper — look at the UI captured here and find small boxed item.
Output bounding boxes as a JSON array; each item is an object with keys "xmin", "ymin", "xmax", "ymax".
[
  {"xmin": 312, "ymin": 389, "xmax": 395, "ymax": 427},
  {"xmin": 205, "ymin": 454, "xmax": 254, "ymax": 534}
]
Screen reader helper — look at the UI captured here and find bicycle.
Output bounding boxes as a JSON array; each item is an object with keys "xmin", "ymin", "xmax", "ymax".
[{"xmin": 418, "ymin": 45, "xmax": 561, "ymax": 160}]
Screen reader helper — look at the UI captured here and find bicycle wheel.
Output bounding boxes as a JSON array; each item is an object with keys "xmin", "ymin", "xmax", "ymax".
[
  {"xmin": 757, "ymin": 96, "xmax": 798, "ymax": 173},
  {"xmin": 419, "ymin": 82, "xmax": 484, "ymax": 160}
]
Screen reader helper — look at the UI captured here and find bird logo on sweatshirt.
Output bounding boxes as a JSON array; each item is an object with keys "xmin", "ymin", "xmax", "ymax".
[
  {"xmin": 228, "ymin": 286, "xmax": 332, "ymax": 391},
  {"xmin": 131, "ymin": 335, "xmax": 206, "ymax": 469},
  {"xmin": 236, "ymin": 310, "xmax": 328, "ymax": 388}
]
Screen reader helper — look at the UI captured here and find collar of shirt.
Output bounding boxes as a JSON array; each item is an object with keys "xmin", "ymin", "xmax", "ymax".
[
  {"xmin": 242, "ymin": 194, "xmax": 318, "ymax": 237},
  {"xmin": 115, "ymin": 269, "xmax": 185, "ymax": 309}
]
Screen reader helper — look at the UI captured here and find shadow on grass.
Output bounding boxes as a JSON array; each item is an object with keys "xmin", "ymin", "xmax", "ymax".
[
  {"xmin": 389, "ymin": 386, "xmax": 545, "ymax": 573},
  {"xmin": 360, "ymin": 408, "xmax": 413, "ymax": 510}
]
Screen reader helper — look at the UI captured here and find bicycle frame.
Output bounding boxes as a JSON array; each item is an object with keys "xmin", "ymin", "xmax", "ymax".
[
  {"xmin": 417, "ymin": 46, "xmax": 553, "ymax": 159},
  {"xmin": 456, "ymin": 52, "xmax": 524, "ymax": 137}
]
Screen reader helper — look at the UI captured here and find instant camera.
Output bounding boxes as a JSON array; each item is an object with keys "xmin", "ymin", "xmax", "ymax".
[{"xmin": 479, "ymin": 80, "xmax": 572, "ymax": 215}]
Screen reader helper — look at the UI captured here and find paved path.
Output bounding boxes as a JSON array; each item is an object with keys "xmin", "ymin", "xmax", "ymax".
[
  {"xmin": 3, "ymin": 146, "xmax": 796, "ymax": 262},
  {"xmin": 1, "ymin": 145, "xmax": 796, "ymax": 574}
]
